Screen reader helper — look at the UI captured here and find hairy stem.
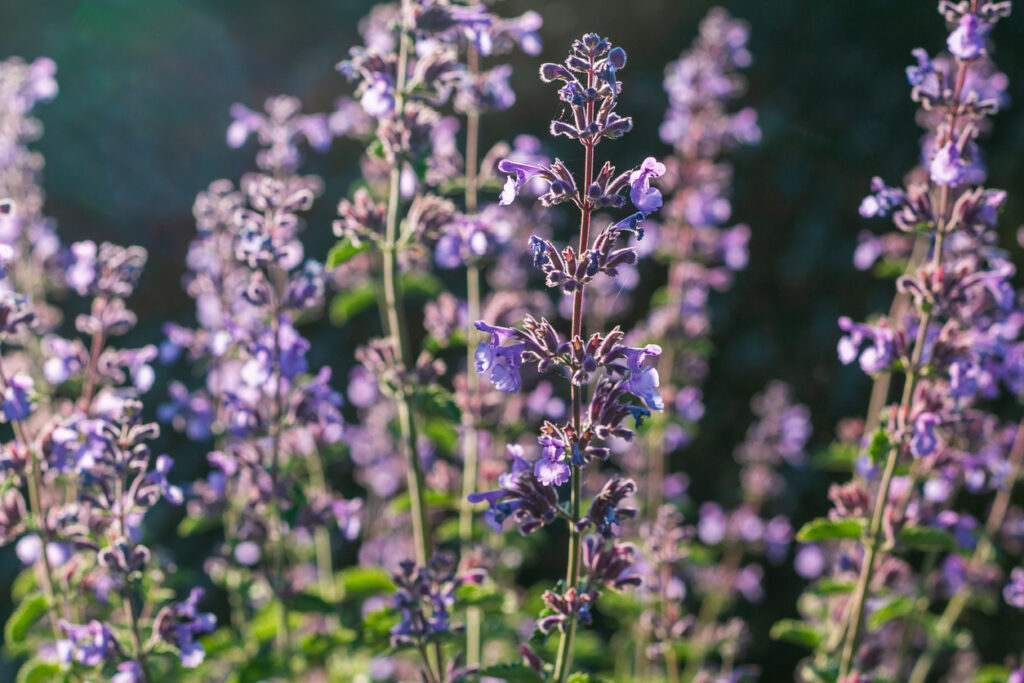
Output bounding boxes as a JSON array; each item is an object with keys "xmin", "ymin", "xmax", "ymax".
[{"xmin": 553, "ymin": 59, "xmax": 596, "ymax": 681}]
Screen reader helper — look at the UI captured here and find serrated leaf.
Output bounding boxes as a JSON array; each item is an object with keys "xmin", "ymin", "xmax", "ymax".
[
  {"xmin": 475, "ymin": 663, "xmax": 544, "ymax": 682},
  {"xmin": 16, "ymin": 659, "xmax": 63, "ymax": 683},
  {"xmin": 5, "ymin": 593, "xmax": 50, "ymax": 645},
  {"xmin": 899, "ymin": 526, "xmax": 958, "ymax": 552},
  {"xmin": 770, "ymin": 619, "xmax": 822, "ymax": 649},
  {"xmin": 329, "ymin": 285, "xmax": 377, "ymax": 325},
  {"xmin": 326, "ymin": 240, "xmax": 370, "ymax": 268},
  {"xmin": 796, "ymin": 518, "xmax": 865, "ymax": 542},
  {"xmin": 868, "ymin": 595, "xmax": 915, "ymax": 630},
  {"xmin": 338, "ymin": 566, "xmax": 395, "ymax": 600}
]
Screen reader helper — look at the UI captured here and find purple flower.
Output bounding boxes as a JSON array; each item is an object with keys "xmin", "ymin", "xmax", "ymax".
[
  {"xmin": 474, "ymin": 321, "xmax": 526, "ymax": 393},
  {"xmin": 905, "ymin": 48, "xmax": 935, "ymax": 86},
  {"xmin": 929, "ymin": 141, "xmax": 967, "ymax": 187},
  {"xmin": 112, "ymin": 662, "xmax": 144, "ymax": 683},
  {"xmin": 947, "ymin": 13, "xmax": 986, "ymax": 61},
  {"xmin": 621, "ymin": 344, "xmax": 664, "ymax": 411},
  {"xmin": 497, "ymin": 159, "xmax": 548, "ymax": 206},
  {"xmin": 628, "ymin": 157, "xmax": 666, "ymax": 215},
  {"xmin": 837, "ymin": 316, "xmax": 897, "ymax": 374},
  {"xmin": 910, "ymin": 412, "xmax": 941, "ymax": 458},
  {"xmin": 534, "ymin": 436, "xmax": 570, "ymax": 487},
  {"xmin": 2, "ymin": 374, "xmax": 34, "ymax": 421},
  {"xmin": 59, "ymin": 620, "xmax": 118, "ymax": 667},
  {"xmin": 1004, "ymin": 567, "xmax": 1024, "ymax": 608},
  {"xmin": 146, "ymin": 455, "xmax": 184, "ymax": 504},
  {"xmin": 858, "ymin": 177, "xmax": 906, "ymax": 218},
  {"xmin": 794, "ymin": 544, "xmax": 826, "ymax": 579}
]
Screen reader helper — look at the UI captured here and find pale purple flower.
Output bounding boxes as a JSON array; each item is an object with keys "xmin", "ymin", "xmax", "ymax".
[
  {"xmin": 628, "ymin": 157, "xmax": 666, "ymax": 215},
  {"xmin": 947, "ymin": 13, "xmax": 986, "ymax": 60}
]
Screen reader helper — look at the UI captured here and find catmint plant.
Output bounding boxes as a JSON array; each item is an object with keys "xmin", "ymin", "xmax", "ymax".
[
  {"xmin": 468, "ymin": 33, "xmax": 667, "ymax": 681},
  {"xmin": 160, "ymin": 94, "xmax": 363, "ymax": 678},
  {"xmin": 777, "ymin": 2, "xmax": 1024, "ymax": 681},
  {"xmin": 0, "ymin": 55, "xmax": 217, "ymax": 682},
  {"xmin": 636, "ymin": 7, "xmax": 759, "ymax": 512}
]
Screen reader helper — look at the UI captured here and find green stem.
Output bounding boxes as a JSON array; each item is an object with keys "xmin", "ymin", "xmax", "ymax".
[
  {"xmin": 381, "ymin": 5, "xmax": 440, "ymax": 676},
  {"xmin": 838, "ymin": 197, "xmax": 948, "ymax": 680},
  {"xmin": 460, "ymin": 43, "xmax": 484, "ymax": 669}
]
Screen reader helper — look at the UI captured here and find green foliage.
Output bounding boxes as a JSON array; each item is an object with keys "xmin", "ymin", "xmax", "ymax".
[
  {"xmin": 898, "ymin": 525, "xmax": 958, "ymax": 552},
  {"xmin": 15, "ymin": 659, "xmax": 65, "ymax": 683},
  {"xmin": 769, "ymin": 619, "xmax": 822, "ymax": 649},
  {"xmin": 329, "ymin": 284, "xmax": 377, "ymax": 325},
  {"xmin": 337, "ymin": 566, "xmax": 396, "ymax": 600},
  {"xmin": 5, "ymin": 593, "xmax": 50, "ymax": 651},
  {"xmin": 796, "ymin": 518, "xmax": 865, "ymax": 542},
  {"xmin": 867, "ymin": 595, "xmax": 916, "ymax": 630},
  {"xmin": 326, "ymin": 239, "xmax": 370, "ymax": 267},
  {"xmin": 475, "ymin": 663, "xmax": 544, "ymax": 682}
]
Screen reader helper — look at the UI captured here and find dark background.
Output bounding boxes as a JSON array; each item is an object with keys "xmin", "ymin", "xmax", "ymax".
[{"xmin": 3, "ymin": 0, "xmax": 1024, "ymax": 678}]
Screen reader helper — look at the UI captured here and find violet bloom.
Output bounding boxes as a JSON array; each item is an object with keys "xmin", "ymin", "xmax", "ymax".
[
  {"xmin": 473, "ymin": 321, "xmax": 526, "ymax": 393},
  {"xmin": 910, "ymin": 412, "xmax": 941, "ymax": 458},
  {"xmin": 947, "ymin": 13, "xmax": 985, "ymax": 60},
  {"xmin": 535, "ymin": 435, "xmax": 570, "ymax": 487},
  {"xmin": 1004, "ymin": 567, "xmax": 1024, "ymax": 609},
  {"xmin": 621, "ymin": 344, "xmax": 664, "ymax": 411},
  {"xmin": 628, "ymin": 157, "xmax": 666, "ymax": 215},
  {"xmin": 1, "ymin": 374, "xmax": 34, "ymax": 421},
  {"xmin": 497, "ymin": 159, "xmax": 548, "ymax": 206},
  {"xmin": 929, "ymin": 141, "xmax": 967, "ymax": 186}
]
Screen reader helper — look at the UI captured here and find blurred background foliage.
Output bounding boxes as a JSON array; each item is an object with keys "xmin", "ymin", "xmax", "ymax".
[{"xmin": 2, "ymin": 0, "xmax": 1023, "ymax": 677}]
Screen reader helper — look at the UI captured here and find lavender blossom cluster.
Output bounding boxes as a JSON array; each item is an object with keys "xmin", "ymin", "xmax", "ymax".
[{"xmin": 5, "ymin": 1, "xmax": 1024, "ymax": 682}]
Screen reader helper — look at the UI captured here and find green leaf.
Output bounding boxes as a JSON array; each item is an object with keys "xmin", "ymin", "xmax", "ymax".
[
  {"xmin": 5, "ymin": 593, "xmax": 50, "ymax": 646},
  {"xmin": 867, "ymin": 428, "xmax": 890, "ymax": 463},
  {"xmin": 899, "ymin": 525, "xmax": 958, "ymax": 552},
  {"xmin": 16, "ymin": 659, "xmax": 63, "ymax": 683},
  {"xmin": 868, "ymin": 595, "xmax": 916, "ymax": 630},
  {"xmin": 769, "ymin": 619, "xmax": 822, "ymax": 649},
  {"xmin": 812, "ymin": 579, "xmax": 856, "ymax": 596},
  {"xmin": 178, "ymin": 514, "xmax": 221, "ymax": 537},
  {"xmin": 326, "ymin": 240, "xmax": 370, "ymax": 268},
  {"xmin": 423, "ymin": 418, "xmax": 459, "ymax": 452},
  {"xmin": 329, "ymin": 285, "xmax": 377, "ymax": 325},
  {"xmin": 412, "ymin": 386, "xmax": 460, "ymax": 423},
  {"xmin": 388, "ymin": 488, "xmax": 455, "ymax": 515},
  {"xmin": 973, "ymin": 664, "xmax": 1011, "ymax": 683},
  {"xmin": 288, "ymin": 592, "xmax": 335, "ymax": 614},
  {"xmin": 399, "ymin": 272, "xmax": 442, "ymax": 298},
  {"xmin": 338, "ymin": 566, "xmax": 395, "ymax": 601},
  {"xmin": 811, "ymin": 442, "xmax": 857, "ymax": 472},
  {"xmin": 796, "ymin": 518, "xmax": 865, "ymax": 542},
  {"xmin": 454, "ymin": 582, "xmax": 503, "ymax": 610},
  {"xmin": 475, "ymin": 663, "xmax": 544, "ymax": 682}
]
